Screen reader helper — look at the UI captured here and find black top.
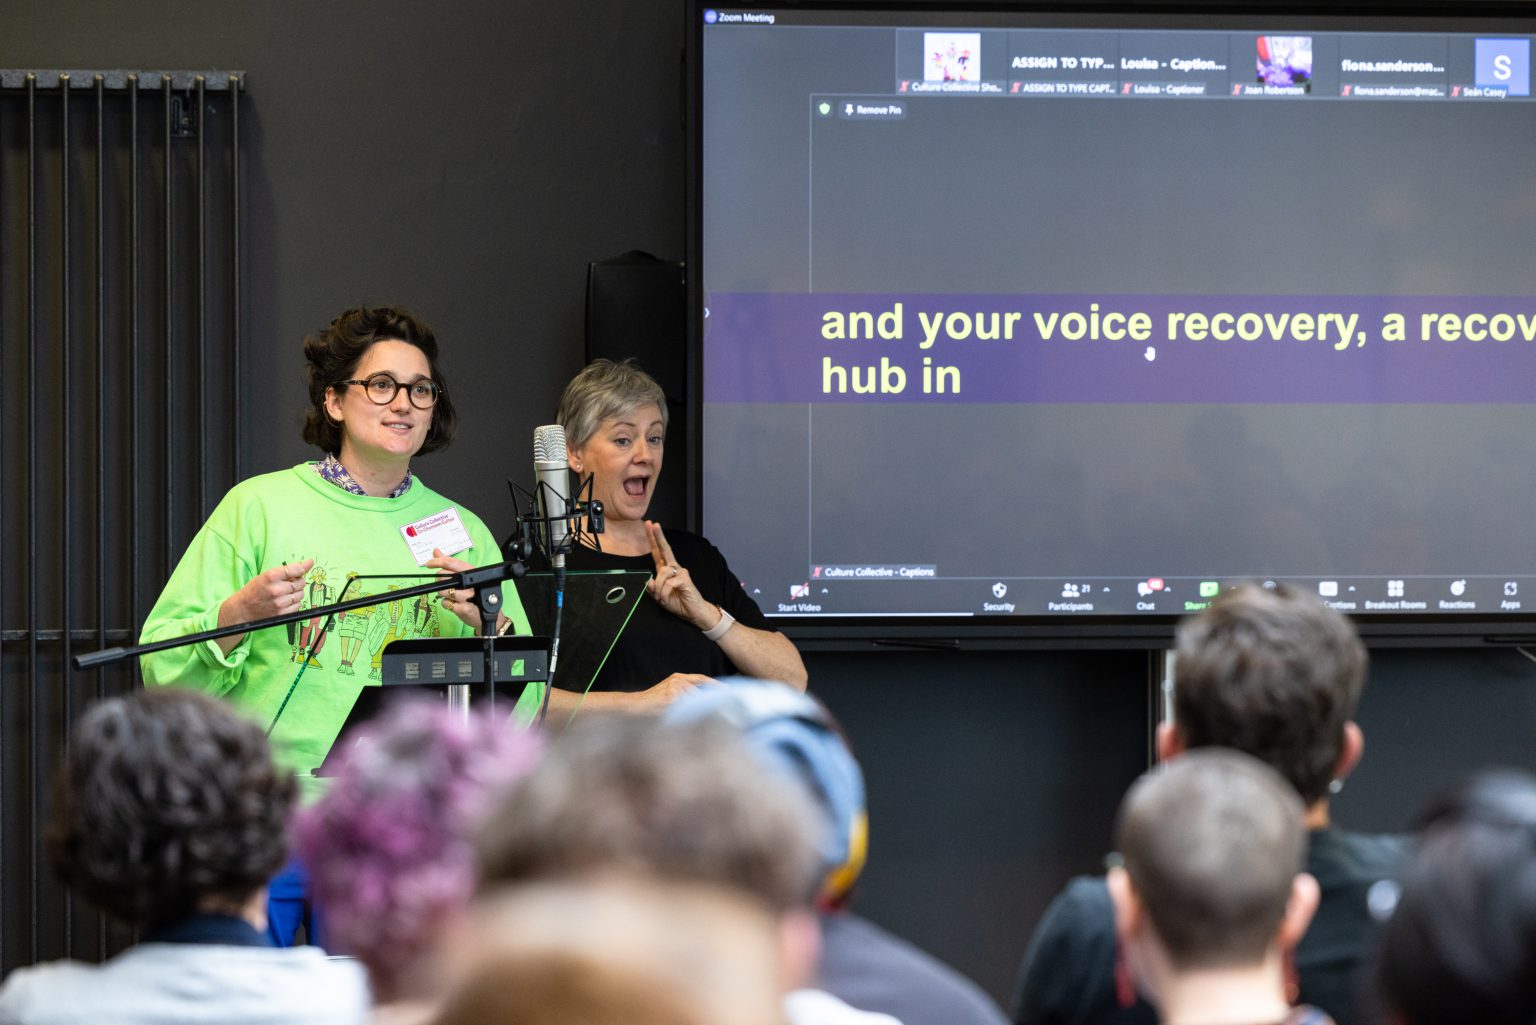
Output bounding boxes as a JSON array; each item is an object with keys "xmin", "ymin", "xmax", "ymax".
[
  {"xmin": 142, "ymin": 913, "xmax": 271, "ymax": 947},
  {"xmin": 1011, "ymin": 828, "xmax": 1409, "ymax": 1025},
  {"xmin": 818, "ymin": 911, "xmax": 1010, "ymax": 1025},
  {"xmin": 552, "ymin": 528, "xmax": 775, "ymax": 692}
]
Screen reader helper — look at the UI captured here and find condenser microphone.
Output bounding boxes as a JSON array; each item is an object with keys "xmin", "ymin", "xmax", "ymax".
[{"xmin": 532, "ymin": 424, "xmax": 572, "ymax": 564}]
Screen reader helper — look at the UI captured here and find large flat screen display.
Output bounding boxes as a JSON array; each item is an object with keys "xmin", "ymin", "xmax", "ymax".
[{"xmin": 690, "ymin": 3, "xmax": 1536, "ymax": 639}]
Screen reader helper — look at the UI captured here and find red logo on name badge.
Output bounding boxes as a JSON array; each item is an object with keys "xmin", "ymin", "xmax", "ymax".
[{"xmin": 405, "ymin": 525, "xmax": 418, "ymax": 537}]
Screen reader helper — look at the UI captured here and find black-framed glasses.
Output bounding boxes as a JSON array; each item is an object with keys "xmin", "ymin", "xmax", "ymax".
[{"xmin": 339, "ymin": 372, "xmax": 440, "ymax": 410}]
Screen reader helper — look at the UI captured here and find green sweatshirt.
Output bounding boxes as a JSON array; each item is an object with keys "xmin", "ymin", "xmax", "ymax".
[{"xmin": 140, "ymin": 464, "xmax": 529, "ymax": 792}]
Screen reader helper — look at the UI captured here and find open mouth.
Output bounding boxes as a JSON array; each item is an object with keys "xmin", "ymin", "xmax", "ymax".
[{"xmin": 623, "ymin": 476, "xmax": 650, "ymax": 497}]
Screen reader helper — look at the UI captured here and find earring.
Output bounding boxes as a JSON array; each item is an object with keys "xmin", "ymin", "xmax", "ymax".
[{"xmin": 1328, "ymin": 779, "xmax": 1344, "ymax": 795}]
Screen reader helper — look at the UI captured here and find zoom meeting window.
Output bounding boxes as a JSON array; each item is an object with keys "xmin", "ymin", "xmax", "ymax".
[{"xmin": 695, "ymin": 8, "xmax": 1536, "ymax": 622}]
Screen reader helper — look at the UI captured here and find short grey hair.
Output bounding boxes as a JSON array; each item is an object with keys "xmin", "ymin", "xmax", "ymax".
[{"xmin": 557, "ymin": 359, "xmax": 669, "ymax": 449}]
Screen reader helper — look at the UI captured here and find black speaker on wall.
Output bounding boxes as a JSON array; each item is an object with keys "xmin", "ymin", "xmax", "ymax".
[{"xmin": 586, "ymin": 250, "xmax": 687, "ymax": 527}]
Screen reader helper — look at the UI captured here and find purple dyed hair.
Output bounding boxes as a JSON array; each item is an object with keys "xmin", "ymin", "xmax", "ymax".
[{"xmin": 293, "ymin": 700, "xmax": 542, "ymax": 999}]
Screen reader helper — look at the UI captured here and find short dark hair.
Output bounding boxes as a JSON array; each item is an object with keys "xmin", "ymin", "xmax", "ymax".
[
  {"xmin": 1374, "ymin": 770, "xmax": 1536, "ymax": 1025},
  {"xmin": 475, "ymin": 715, "xmax": 820, "ymax": 914},
  {"xmin": 1117, "ymin": 749, "xmax": 1306, "ymax": 970},
  {"xmin": 301, "ymin": 305, "xmax": 459, "ymax": 456},
  {"xmin": 1173, "ymin": 583, "xmax": 1367, "ymax": 804},
  {"xmin": 45, "ymin": 689, "xmax": 296, "ymax": 929}
]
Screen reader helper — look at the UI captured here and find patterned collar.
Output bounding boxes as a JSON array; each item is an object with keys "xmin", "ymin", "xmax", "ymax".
[{"xmin": 315, "ymin": 454, "xmax": 413, "ymax": 499}]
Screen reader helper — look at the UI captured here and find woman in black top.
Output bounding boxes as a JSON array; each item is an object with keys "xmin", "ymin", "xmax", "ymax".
[{"xmin": 547, "ymin": 359, "xmax": 806, "ymax": 711}]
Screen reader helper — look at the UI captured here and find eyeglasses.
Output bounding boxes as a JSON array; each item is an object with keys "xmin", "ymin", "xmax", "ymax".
[{"xmin": 339, "ymin": 372, "xmax": 440, "ymax": 410}]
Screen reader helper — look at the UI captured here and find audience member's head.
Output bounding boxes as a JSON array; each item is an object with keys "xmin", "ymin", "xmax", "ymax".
[
  {"xmin": 1171, "ymin": 582, "xmax": 1368, "ymax": 806},
  {"xmin": 46, "ymin": 688, "xmax": 295, "ymax": 932},
  {"xmin": 477, "ymin": 713, "xmax": 820, "ymax": 912},
  {"xmin": 1108, "ymin": 749, "xmax": 1316, "ymax": 1015},
  {"xmin": 663, "ymin": 679, "xmax": 868, "ymax": 909},
  {"xmin": 1372, "ymin": 770, "xmax": 1536, "ymax": 1025},
  {"xmin": 294, "ymin": 699, "xmax": 541, "ymax": 1003},
  {"xmin": 440, "ymin": 877, "xmax": 782, "ymax": 1025},
  {"xmin": 435, "ymin": 952, "xmax": 706, "ymax": 1025},
  {"xmin": 475, "ymin": 713, "xmax": 823, "ymax": 989}
]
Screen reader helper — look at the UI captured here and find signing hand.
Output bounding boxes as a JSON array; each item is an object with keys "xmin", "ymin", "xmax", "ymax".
[{"xmin": 645, "ymin": 521, "xmax": 719, "ymax": 630}]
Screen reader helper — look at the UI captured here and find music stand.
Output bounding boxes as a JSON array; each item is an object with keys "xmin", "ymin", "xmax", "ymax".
[
  {"xmin": 517, "ymin": 570, "xmax": 648, "ymax": 696},
  {"xmin": 315, "ymin": 633, "xmax": 551, "ymax": 776}
]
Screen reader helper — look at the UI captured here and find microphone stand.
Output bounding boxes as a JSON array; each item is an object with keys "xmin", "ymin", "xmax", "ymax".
[
  {"xmin": 466, "ymin": 561, "xmax": 511, "ymax": 717},
  {"xmin": 508, "ymin": 476, "xmax": 603, "ymax": 725},
  {"xmin": 73, "ymin": 557, "xmax": 527, "ymax": 674}
]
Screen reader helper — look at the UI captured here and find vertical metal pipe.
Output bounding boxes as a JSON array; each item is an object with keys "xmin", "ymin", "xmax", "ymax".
[
  {"xmin": 163, "ymin": 77, "xmax": 173, "ymax": 578},
  {"xmin": 60, "ymin": 72, "xmax": 75, "ymax": 958},
  {"xmin": 0, "ymin": 77, "xmax": 10, "ymax": 978},
  {"xmin": 94, "ymin": 72, "xmax": 107, "ymax": 962},
  {"xmin": 130, "ymin": 76, "xmax": 142, "ymax": 655},
  {"xmin": 230, "ymin": 77, "xmax": 240, "ymax": 481},
  {"xmin": 196, "ymin": 77, "xmax": 206, "ymax": 520},
  {"xmin": 25, "ymin": 71, "xmax": 40, "ymax": 964},
  {"xmin": 93, "ymin": 76, "xmax": 105, "ymax": 690}
]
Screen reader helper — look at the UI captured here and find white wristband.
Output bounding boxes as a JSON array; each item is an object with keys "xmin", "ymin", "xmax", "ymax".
[{"xmin": 701, "ymin": 605, "xmax": 735, "ymax": 642}]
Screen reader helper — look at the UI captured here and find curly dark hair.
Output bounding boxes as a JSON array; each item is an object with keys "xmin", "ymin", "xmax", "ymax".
[
  {"xmin": 301, "ymin": 305, "xmax": 459, "ymax": 456},
  {"xmin": 45, "ymin": 689, "xmax": 297, "ymax": 929}
]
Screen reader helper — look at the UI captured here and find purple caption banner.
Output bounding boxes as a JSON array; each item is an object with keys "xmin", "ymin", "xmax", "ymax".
[{"xmin": 703, "ymin": 293, "xmax": 1536, "ymax": 403}]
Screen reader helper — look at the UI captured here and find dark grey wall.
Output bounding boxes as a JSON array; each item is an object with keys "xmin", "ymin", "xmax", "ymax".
[
  {"xmin": 10, "ymin": 0, "xmax": 1536, "ymax": 1011},
  {"xmin": 8, "ymin": 0, "xmax": 686, "ymax": 523},
  {"xmin": 809, "ymin": 650, "xmax": 1153, "ymax": 1004}
]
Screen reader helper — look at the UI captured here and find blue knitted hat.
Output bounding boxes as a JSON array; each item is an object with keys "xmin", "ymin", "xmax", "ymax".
[{"xmin": 664, "ymin": 679, "xmax": 868, "ymax": 901}]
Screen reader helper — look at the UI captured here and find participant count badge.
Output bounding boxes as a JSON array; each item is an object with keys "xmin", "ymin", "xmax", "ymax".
[{"xmin": 400, "ymin": 508, "xmax": 474, "ymax": 566}]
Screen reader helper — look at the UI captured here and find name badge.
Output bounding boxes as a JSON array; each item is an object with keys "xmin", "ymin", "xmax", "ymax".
[{"xmin": 400, "ymin": 508, "xmax": 474, "ymax": 566}]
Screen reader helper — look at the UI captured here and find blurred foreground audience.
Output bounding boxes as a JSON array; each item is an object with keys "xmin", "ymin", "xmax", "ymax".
[
  {"xmin": 1368, "ymin": 770, "xmax": 1536, "ymax": 1025},
  {"xmin": 473, "ymin": 711, "xmax": 899, "ymax": 1025},
  {"xmin": 665, "ymin": 680, "xmax": 1008, "ymax": 1025},
  {"xmin": 1108, "ymin": 751, "xmax": 1328, "ymax": 1025},
  {"xmin": 294, "ymin": 700, "xmax": 541, "ymax": 1024},
  {"xmin": 1015, "ymin": 584, "xmax": 1405, "ymax": 1025},
  {"xmin": 0, "ymin": 689, "xmax": 367, "ymax": 1025},
  {"xmin": 439, "ymin": 877, "xmax": 784, "ymax": 1025}
]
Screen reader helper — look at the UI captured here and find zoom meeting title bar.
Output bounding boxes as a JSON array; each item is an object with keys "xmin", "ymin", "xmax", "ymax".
[{"xmin": 705, "ymin": 12, "xmax": 1533, "ymax": 102}]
